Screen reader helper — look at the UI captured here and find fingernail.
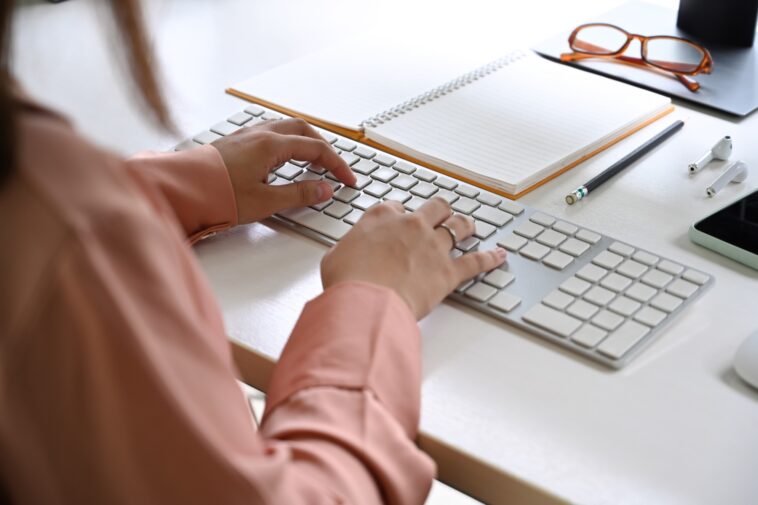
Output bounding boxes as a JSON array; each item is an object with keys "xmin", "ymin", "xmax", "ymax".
[{"xmin": 496, "ymin": 247, "xmax": 507, "ymax": 258}]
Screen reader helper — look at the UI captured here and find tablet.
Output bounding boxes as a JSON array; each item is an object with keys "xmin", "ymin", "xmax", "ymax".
[{"xmin": 689, "ymin": 189, "xmax": 758, "ymax": 270}]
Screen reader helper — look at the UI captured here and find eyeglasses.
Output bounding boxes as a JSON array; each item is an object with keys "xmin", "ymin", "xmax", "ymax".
[{"xmin": 560, "ymin": 23, "xmax": 713, "ymax": 92}]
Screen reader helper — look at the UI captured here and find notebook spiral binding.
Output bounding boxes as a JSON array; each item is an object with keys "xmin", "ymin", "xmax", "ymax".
[{"xmin": 360, "ymin": 50, "xmax": 528, "ymax": 129}]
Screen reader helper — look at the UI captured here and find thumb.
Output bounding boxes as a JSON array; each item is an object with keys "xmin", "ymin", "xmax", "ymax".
[{"xmin": 265, "ymin": 180, "xmax": 333, "ymax": 210}]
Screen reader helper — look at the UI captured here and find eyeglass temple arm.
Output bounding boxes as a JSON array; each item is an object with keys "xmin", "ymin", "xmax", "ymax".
[{"xmin": 559, "ymin": 51, "xmax": 700, "ymax": 92}]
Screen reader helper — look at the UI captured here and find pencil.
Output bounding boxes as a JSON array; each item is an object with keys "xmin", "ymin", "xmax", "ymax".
[{"xmin": 565, "ymin": 120, "xmax": 685, "ymax": 205}]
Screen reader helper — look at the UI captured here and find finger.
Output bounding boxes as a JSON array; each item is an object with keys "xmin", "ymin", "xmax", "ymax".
[
  {"xmin": 453, "ymin": 248, "xmax": 507, "ymax": 284},
  {"xmin": 256, "ymin": 117, "xmax": 324, "ymax": 141},
  {"xmin": 263, "ymin": 180, "xmax": 333, "ymax": 211},
  {"xmin": 434, "ymin": 214, "xmax": 475, "ymax": 250},
  {"xmin": 365, "ymin": 200, "xmax": 405, "ymax": 218},
  {"xmin": 415, "ymin": 197, "xmax": 452, "ymax": 227},
  {"xmin": 272, "ymin": 134, "xmax": 357, "ymax": 187}
]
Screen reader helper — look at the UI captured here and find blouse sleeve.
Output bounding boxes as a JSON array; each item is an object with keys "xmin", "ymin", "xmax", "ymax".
[{"xmin": 124, "ymin": 145, "xmax": 238, "ymax": 243}]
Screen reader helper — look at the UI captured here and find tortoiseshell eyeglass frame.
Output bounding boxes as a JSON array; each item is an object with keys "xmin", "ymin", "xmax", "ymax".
[{"xmin": 560, "ymin": 23, "xmax": 713, "ymax": 92}]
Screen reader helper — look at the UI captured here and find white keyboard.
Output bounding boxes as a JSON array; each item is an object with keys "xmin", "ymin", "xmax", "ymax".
[{"xmin": 177, "ymin": 105, "xmax": 713, "ymax": 369}]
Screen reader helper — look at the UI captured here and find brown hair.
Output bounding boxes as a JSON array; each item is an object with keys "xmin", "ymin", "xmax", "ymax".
[{"xmin": 0, "ymin": 0, "xmax": 172, "ymax": 186}]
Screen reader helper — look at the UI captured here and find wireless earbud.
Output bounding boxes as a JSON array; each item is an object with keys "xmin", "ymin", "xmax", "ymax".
[
  {"xmin": 706, "ymin": 160, "xmax": 748, "ymax": 197},
  {"xmin": 689, "ymin": 136, "xmax": 732, "ymax": 173}
]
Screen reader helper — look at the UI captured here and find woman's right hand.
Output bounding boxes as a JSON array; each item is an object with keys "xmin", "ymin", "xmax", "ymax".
[{"xmin": 320, "ymin": 197, "xmax": 507, "ymax": 319}]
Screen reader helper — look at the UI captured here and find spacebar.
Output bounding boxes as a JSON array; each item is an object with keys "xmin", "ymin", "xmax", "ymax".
[{"xmin": 278, "ymin": 207, "xmax": 351, "ymax": 241}]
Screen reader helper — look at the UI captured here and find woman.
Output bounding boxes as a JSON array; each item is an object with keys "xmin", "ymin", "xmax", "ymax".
[{"xmin": 0, "ymin": 1, "xmax": 505, "ymax": 503}]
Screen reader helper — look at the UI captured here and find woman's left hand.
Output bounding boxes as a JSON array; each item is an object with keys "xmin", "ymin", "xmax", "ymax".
[{"xmin": 212, "ymin": 118, "xmax": 356, "ymax": 224}]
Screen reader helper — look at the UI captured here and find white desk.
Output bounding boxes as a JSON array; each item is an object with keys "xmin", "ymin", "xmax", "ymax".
[{"xmin": 16, "ymin": 1, "xmax": 758, "ymax": 504}]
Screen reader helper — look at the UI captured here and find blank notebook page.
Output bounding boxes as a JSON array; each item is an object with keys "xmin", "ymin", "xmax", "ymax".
[
  {"xmin": 367, "ymin": 53, "xmax": 670, "ymax": 192},
  {"xmin": 232, "ymin": 40, "xmax": 502, "ymax": 131}
]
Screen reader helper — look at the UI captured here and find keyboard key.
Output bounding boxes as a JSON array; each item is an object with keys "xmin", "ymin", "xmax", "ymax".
[
  {"xmin": 352, "ymin": 194, "xmax": 380, "ymax": 210},
  {"xmin": 465, "ymin": 282, "xmax": 498, "ymax": 302},
  {"xmin": 576, "ymin": 229, "xmax": 601, "ymax": 244},
  {"xmin": 520, "ymin": 241, "xmax": 550, "ymax": 260},
  {"xmin": 261, "ymin": 112, "xmax": 282, "ymax": 121},
  {"xmin": 334, "ymin": 139, "xmax": 356, "ymax": 151},
  {"xmin": 682, "ymin": 269, "xmax": 709, "ymax": 285},
  {"xmin": 455, "ymin": 185, "xmax": 480, "ymax": 198},
  {"xmin": 543, "ymin": 250, "xmax": 574, "ymax": 270},
  {"xmin": 584, "ymin": 286, "xmax": 615, "ymax": 306},
  {"xmin": 275, "ymin": 163, "xmax": 303, "ymax": 180},
  {"xmin": 474, "ymin": 220, "xmax": 496, "ymax": 239},
  {"xmin": 641, "ymin": 269, "xmax": 673, "ymax": 289},
  {"xmin": 193, "ymin": 131, "xmax": 222, "ymax": 144},
  {"xmin": 324, "ymin": 201, "xmax": 352, "ymax": 219},
  {"xmin": 497, "ymin": 233, "xmax": 528, "ymax": 252},
  {"xmin": 350, "ymin": 174, "xmax": 372, "ymax": 190},
  {"xmin": 311, "ymin": 199, "xmax": 332, "ymax": 211},
  {"xmin": 333, "ymin": 186, "xmax": 361, "ymax": 203},
  {"xmin": 316, "ymin": 129, "xmax": 338, "ymax": 144},
  {"xmin": 571, "ymin": 324, "xmax": 608, "ymax": 348},
  {"xmin": 634, "ymin": 306, "xmax": 667, "ymax": 327},
  {"xmin": 323, "ymin": 179, "xmax": 341, "ymax": 192},
  {"xmin": 279, "ymin": 207, "xmax": 351, "ymax": 241},
  {"xmin": 559, "ymin": 238, "xmax": 590, "ymax": 257},
  {"xmin": 339, "ymin": 152, "xmax": 360, "ymax": 166},
  {"xmin": 597, "ymin": 321, "xmax": 649, "ymax": 360},
  {"xmin": 210, "ymin": 121, "xmax": 241, "ymax": 136},
  {"xmin": 410, "ymin": 182, "xmax": 438, "ymax": 198},
  {"xmin": 364, "ymin": 182, "xmax": 391, "ymax": 198},
  {"xmin": 514, "ymin": 221, "xmax": 544, "ymax": 239},
  {"xmin": 372, "ymin": 166, "xmax": 398, "ymax": 182},
  {"xmin": 455, "ymin": 279, "xmax": 475, "ymax": 293},
  {"xmin": 473, "ymin": 206, "xmax": 512, "ymax": 227},
  {"xmin": 404, "ymin": 197, "xmax": 425, "ymax": 212},
  {"xmin": 536, "ymin": 229, "xmax": 567, "ymax": 248},
  {"xmin": 499, "ymin": 200, "xmax": 525, "ymax": 216},
  {"xmin": 600, "ymin": 273, "xmax": 632, "ymax": 292},
  {"xmin": 353, "ymin": 146, "xmax": 376, "ymax": 159},
  {"xmin": 608, "ymin": 296, "xmax": 641, "ymax": 317},
  {"xmin": 294, "ymin": 171, "xmax": 322, "ymax": 183},
  {"xmin": 666, "ymin": 279, "xmax": 699, "ymax": 299},
  {"xmin": 567, "ymin": 299, "xmax": 600, "ymax": 320},
  {"xmin": 522, "ymin": 304, "xmax": 583, "ymax": 338},
  {"xmin": 649, "ymin": 292, "xmax": 683, "ymax": 313},
  {"xmin": 344, "ymin": 209, "xmax": 364, "ymax": 225},
  {"xmin": 592, "ymin": 310, "xmax": 624, "ymax": 331},
  {"xmin": 529, "ymin": 212, "xmax": 555, "ymax": 227},
  {"xmin": 552, "ymin": 221, "xmax": 578, "ymax": 235},
  {"xmin": 434, "ymin": 176, "xmax": 458, "ymax": 190},
  {"xmin": 306, "ymin": 163, "xmax": 325, "ymax": 174},
  {"xmin": 390, "ymin": 174, "xmax": 417, "ymax": 191},
  {"xmin": 592, "ymin": 250, "xmax": 624, "ymax": 270},
  {"xmin": 291, "ymin": 158, "xmax": 311, "ymax": 167},
  {"xmin": 393, "ymin": 160, "xmax": 415, "ymax": 173},
  {"xmin": 483, "ymin": 269, "xmax": 515, "ymax": 289},
  {"xmin": 477, "ymin": 193, "xmax": 501, "ymax": 207},
  {"xmin": 456, "ymin": 236, "xmax": 480, "ymax": 252},
  {"xmin": 374, "ymin": 154, "xmax": 396, "ymax": 166},
  {"xmin": 560, "ymin": 277, "xmax": 591, "ymax": 296},
  {"xmin": 543, "ymin": 289, "xmax": 576, "ymax": 310},
  {"xmin": 266, "ymin": 173, "xmax": 276, "ymax": 184},
  {"xmin": 608, "ymin": 241, "xmax": 635, "ymax": 256},
  {"xmin": 384, "ymin": 189, "xmax": 411, "ymax": 204},
  {"xmin": 174, "ymin": 139, "xmax": 201, "ymax": 151},
  {"xmin": 244, "ymin": 105, "xmax": 264, "ymax": 116},
  {"xmin": 436, "ymin": 190, "xmax": 459, "ymax": 205},
  {"xmin": 452, "ymin": 197, "xmax": 480, "ymax": 214},
  {"xmin": 413, "ymin": 168, "xmax": 437, "ymax": 182},
  {"xmin": 227, "ymin": 111, "xmax": 253, "ymax": 126},
  {"xmin": 576, "ymin": 264, "xmax": 608, "ymax": 283},
  {"xmin": 632, "ymin": 250, "xmax": 659, "ymax": 266},
  {"xmin": 353, "ymin": 159, "xmax": 379, "ymax": 175},
  {"xmin": 616, "ymin": 259, "xmax": 648, "ymax": 279},
  {"xmin": 657, "ymin": 259, "xmax": 684, "ymax": 276},
  {"xmin": 625, "ymin": 282, "xmax": 657, "ymax": 303},
  {"xmin": 489, "ymin": 292, "xmax": 521, "ymax": 313}
]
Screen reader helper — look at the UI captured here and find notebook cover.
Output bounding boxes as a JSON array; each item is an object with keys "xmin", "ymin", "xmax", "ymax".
[{"xmin": 533, "ymin": 1, "xmax": 758, "ymax": 118}]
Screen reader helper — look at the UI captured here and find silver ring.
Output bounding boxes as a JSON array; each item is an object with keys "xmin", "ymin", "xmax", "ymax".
[{"xmin": 438, "ymin": 222, "xmax": 457, "ymax": 249}]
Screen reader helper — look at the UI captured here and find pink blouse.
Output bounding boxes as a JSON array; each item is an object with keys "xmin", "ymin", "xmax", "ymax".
[{"xmin": 0, "ymin": 97, "xmax": 435, "ymax": 504}]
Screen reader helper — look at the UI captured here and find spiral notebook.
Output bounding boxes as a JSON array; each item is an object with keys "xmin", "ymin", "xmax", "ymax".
[{"xmin": 229, "ymin": 45, "xmax": 672, "ymax": 198}]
